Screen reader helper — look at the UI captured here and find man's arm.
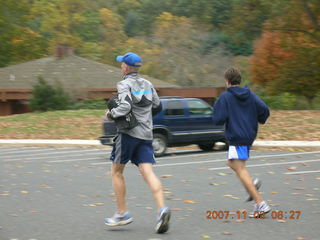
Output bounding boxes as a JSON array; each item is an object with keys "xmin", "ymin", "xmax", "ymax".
[
  {"xmin": 110, "ymin": 81, "xmax": 132, "ymax": 118},
  {"xmin": 151, "ymin": 87, "xmax": 162, "ymax": 116},
  {"xmin": 254, "ymin": 94, "xmax": 270, "ymax": 124},
  {"xmin": 212, "ymin": 96, "xmax": 228, "ymax": 125}
]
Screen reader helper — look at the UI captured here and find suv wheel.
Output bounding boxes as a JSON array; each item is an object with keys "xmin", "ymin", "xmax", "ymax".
[
  {"xmin": 153, "ymin": 133, "xmax": 167, "ymax": 157},
  {"xmin": 198, "ymin": 142, "xmax": 215, "ymax": 151}
]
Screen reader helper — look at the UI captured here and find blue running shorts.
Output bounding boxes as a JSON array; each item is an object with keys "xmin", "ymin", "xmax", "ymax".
[
  {"xmin": 110, "ymin": 133, "xmax": 156, "ymax": 166},
  {"xmin": 228, "ymin": 145, "xmax": 251, "ymax": 160}
]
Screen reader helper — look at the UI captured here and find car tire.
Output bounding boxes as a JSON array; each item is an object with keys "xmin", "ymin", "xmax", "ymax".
[
  {"xmin": 198, "ymin": 142, "xmax": 215, "ymax": 151},
  {"xmin": 153, "ymin": 133, "xmax": 167, "ymax": 157}
]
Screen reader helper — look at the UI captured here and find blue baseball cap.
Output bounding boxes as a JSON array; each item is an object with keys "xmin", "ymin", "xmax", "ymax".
[{"xmin": 116, "ymin": 52, "xmax": 142, "ymax": 67}]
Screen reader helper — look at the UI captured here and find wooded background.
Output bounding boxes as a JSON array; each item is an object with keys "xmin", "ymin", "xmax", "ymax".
[{"xmin": 1, "ymin": 0, "xmax": 319, "ymax": 107}]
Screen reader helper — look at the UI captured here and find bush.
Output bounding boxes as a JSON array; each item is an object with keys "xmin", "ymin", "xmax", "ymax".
[
  {"xmin": 72, "ymin": 98, "xmax": 106, "ymax": 110},
  {"xmin": 29, "ymin": 76, "xmax": 70, "ymax": 111},
  {"xmin": 259, "ymin": 92, "xmax": 296, "ymax": 110}
]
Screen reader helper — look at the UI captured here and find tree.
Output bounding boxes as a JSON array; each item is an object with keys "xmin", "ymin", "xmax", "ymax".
[
  {"xmin": 30, "ymin": 76, "xmax": 70, "ymax": 111},
  {"xmin": 31, "ymin": 0, "xmax": 88, "ymax": 53},
  {"xmin": 99, "ymin": 8, "xmax": 128, "ymax": 64},
  {"xmin": 250, "ymin": 30, "xmax": 320, "ymax": 108},
  {"xmin": 223, "ymin": 0, "xmax": 272, "ymax": 55},
  {"xmin": 143, "ymin": 12, "xmax": 232, "ymax": 86},
  {"xmin": 0, "ymin": 0, "xmax": 47, "ymax": 66}
]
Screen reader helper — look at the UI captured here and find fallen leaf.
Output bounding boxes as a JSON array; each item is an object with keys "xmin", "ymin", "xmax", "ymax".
[
  {"xmin": 184, "ymin": 200, "xmax": 196, "ymax": 204},
  {"xmin": 222, "ymin": 232, "xmax": 232, "ymax": 235},
  {"xmin": 209, "ymin": 183, "xmax": 219, "ymax": 186},
  {"xmin": 287, "ymin": 166, "xmax": 297, "ymax": 171},
  {"xmin": 278, "ymin": 220, "xmax": 287, "ymax": 223},
  {"xmin": 295, "ymin": 237, "xmax": 305, "ymax": 240},
  {"xmin": 20, "ymin": 190, "xmax": 29, "ymax": 194},
  {"xmin": 223, "ymin": 194, "xmax": 233, "ymax": 198},
  {"xmin": 294, "ymin": 187, "xmax": 305, "ymax": 190},
  {"xmin": 160, "ymin": 174, "xmax": 173, "ymax": 178},
  {"xmin": 29, "ymin": 210, "xmax": 39, "ymax": 214},
  {"xmin": 93, "ymin": 203, "xmax": 105, "ymax": 206},
  {"xmin": 270, "ymin": 192, "xmax": 279, "ymax": 194},
  {"xmin": 218, "ymin": 173, "xmax": 226, "ymax": 176},
  {"xmin": 8, "ymin": 213, "xmax": 18, "ymax": 217},
  {"xmin": 305, "ymin": 194, "xmax": 314, "ymax": 197},
  {"xmin": 171, "ymin": 198, "xmax": 183, "ymax": 201},
  {"xmin": 171, "ymin": 208, "xmax": 183, "ymax": 211},
  {"xmin": 235, "ymin": 219, "xmax": 245, "ymax": 223},
  {"xmin": 306, "ymin": 198, "xmax": 320, "ymax": 201},
  {"xmin": 146, "ymin": 206, "xmax": 153, "ymax": 210},
  {"xmin": 201, "ymin": 234, "xmax": 211, "ymax": 239}
]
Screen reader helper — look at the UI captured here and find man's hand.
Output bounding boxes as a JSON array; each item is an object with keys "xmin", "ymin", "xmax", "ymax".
[{"xmin": 105, "ymin": 110, "xmax": 114, "ymax": 121}]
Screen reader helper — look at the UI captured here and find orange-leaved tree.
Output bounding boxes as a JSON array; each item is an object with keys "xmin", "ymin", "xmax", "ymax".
[{"xmin": 250, "ymin": 0, "xmax": 320, "ymax": 107}]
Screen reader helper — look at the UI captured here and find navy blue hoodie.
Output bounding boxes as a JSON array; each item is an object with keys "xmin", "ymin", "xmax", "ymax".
[{"xmin": 212, "ymin": 86, "xmax": 269, "ymax": 146}]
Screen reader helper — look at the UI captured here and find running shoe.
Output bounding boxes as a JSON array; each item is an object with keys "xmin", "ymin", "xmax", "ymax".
[
  {"xmin": 104, "ymin": 212, "xmax": 133, "ymax": 226},
  {"xmin": 246, "ymin": 177, "xmax": 262, "ymax": 202},
  {"xmin": 249, "ymin": 201, "xmax": 271, "ymax": 218},
  {"xmin": 155, "ymin": 206, "xmax": 171, "ymax": 234}
]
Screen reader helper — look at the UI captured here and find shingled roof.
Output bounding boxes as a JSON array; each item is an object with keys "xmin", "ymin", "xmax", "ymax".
[{"xmin": 0, "ymin": 55, "xmax": 179, "ymax": 90}]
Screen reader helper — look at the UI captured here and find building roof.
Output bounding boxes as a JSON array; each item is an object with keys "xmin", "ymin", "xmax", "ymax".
[{"xmin": 0, "ymin": 55, "xmax": 179, "ymax": 90}]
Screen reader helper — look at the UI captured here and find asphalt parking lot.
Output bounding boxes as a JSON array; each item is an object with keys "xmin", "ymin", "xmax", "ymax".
[{"xmin": 1, "ymin": 147, "xmax": 320, "ymax": 240}]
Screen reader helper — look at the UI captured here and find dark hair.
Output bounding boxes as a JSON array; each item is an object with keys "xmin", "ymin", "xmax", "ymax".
[{"xmin": 224, "ymin": 68, "xmax": 241, "ymax": 85}]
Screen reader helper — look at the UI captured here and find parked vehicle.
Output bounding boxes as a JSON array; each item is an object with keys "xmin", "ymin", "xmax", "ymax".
[{"xmin": 100, "ymin": 97, "xmax": 227, "ymax": 157}]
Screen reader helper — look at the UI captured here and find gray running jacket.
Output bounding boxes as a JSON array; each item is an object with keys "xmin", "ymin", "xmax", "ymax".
[{"xmin": 110, "ymin": 73, "xmax": 161, "ymax": 140}]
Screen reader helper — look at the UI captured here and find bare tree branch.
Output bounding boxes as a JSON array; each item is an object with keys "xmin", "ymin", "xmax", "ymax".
[
  {"xmin": 266, "ymin": 27, "xmax": 320, "ymax": 42},
  {"xmin": 302, "ymin": 0, "xmax": 320, "ymax": 32}
]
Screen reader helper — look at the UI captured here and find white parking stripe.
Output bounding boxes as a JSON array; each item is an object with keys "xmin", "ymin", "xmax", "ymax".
[
  {"xmin": 152, "ymin": 158, "xmax": 320, "ymax": 169},
  {"xmin": 49, "ymin": 157, "xmax": 109, "ymax": 163},
  {"xmin": 0, "ymin": 148, "xmax": 57, "ymax": 155},
  {"xmin": 2, "ymin": 149, "xmax": 109, "ymax": 161},
  {"xmin": 283, "ymin": 170, "xmax": 320, "ymax": 175},
  {"xmin": 91, "ymin": 151, "xmax": 320, "ymax": 166}
]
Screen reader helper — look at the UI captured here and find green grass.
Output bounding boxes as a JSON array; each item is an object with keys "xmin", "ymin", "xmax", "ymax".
[{"xmin": 0, "ymin": 109, "xmax": 319, "ymax": 140}]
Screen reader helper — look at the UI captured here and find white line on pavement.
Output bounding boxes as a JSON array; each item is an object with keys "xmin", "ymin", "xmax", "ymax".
[
  {"xmin": 206, "ymin": 159, "xmax": 320, "ymax": 171},
  {"xmin": 48, "ymin": 157, "xmax": 108, "ymax": 163},
  {"xmin": 91, "ymin": 151, "xmax": 320, "ymax": 166},
  {"xmin": 0, "ymin": 148, "xmax": 57, "ymax": 155},
  {"xmin": 283, "ymin": 170, "xmax": 320, "ymax": 175},
  {"xmin": 2, "ymin": 149, "xmax": 109, "ymax": 161}
]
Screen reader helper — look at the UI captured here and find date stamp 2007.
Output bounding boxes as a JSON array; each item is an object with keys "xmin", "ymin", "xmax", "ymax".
[{"xmin": 206, "ymin": 210, "xmax": 301, "ymax": 220}]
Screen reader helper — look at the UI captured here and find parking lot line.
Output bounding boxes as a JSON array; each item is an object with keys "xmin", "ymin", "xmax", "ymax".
[
  {"xmin": 2, "ymin": 150, "xmax": 110, "ymax": 162},
  {"xmin": 0, "ymin": 148, "xmax": 57, "ymax": 155},
  {"xmin": 283, "ymin": 170, "xmax": 320, "ymax": 175},
  {"xmin": 90, "ymin": 151, "xmax": 320, "ymax": 166},
  {"xmin": 48, "ymin": 157, "xmax": 109, "ymax": 163}
]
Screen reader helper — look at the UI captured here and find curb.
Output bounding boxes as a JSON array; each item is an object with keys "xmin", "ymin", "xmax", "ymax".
[{"xmin": 0, "ymin": 139, "xmax": 319, "ymax": 147}]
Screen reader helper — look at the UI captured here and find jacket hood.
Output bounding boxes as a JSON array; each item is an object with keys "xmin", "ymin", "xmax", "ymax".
[{"xmin": 227, "ymin": 86, "xmax": 251, "ymax": 101}]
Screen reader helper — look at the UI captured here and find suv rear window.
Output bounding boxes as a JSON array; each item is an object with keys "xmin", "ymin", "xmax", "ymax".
[
  {"xmin": 187, "ymin": 99, "xmax": 212, "ymax": 115},
  {"xmin": 165, "ymin": 100, "xmax": 184, "ymax": 116}
]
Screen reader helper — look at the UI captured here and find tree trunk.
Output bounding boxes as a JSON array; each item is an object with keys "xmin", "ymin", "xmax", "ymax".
[{"xmin": 306, "ymin": 96, "xmax": 314, "ymax": 109}]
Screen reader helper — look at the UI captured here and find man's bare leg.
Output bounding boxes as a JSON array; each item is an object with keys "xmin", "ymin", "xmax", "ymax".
[
  {"xmin": 138, "ymin": 163, "xmax": 164, "ymax": 211},
  {"xmin": 227, "ymin": 159, "xmax": 263, "ymax": 205},
  {"xmin": 111, "ymin": 162, "xmax": 127, "ymax": 213}
]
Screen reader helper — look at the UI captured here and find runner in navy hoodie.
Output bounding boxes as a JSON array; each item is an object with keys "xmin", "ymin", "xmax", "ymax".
[{"xmin": 212, "ymin": 68, "xmax": 271, "ymax": 217}]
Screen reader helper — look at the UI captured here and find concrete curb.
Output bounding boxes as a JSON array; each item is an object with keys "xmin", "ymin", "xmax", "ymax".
[{"xmin": 0, "ymin": 139, "xmax": 319, "ymax": 147}]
